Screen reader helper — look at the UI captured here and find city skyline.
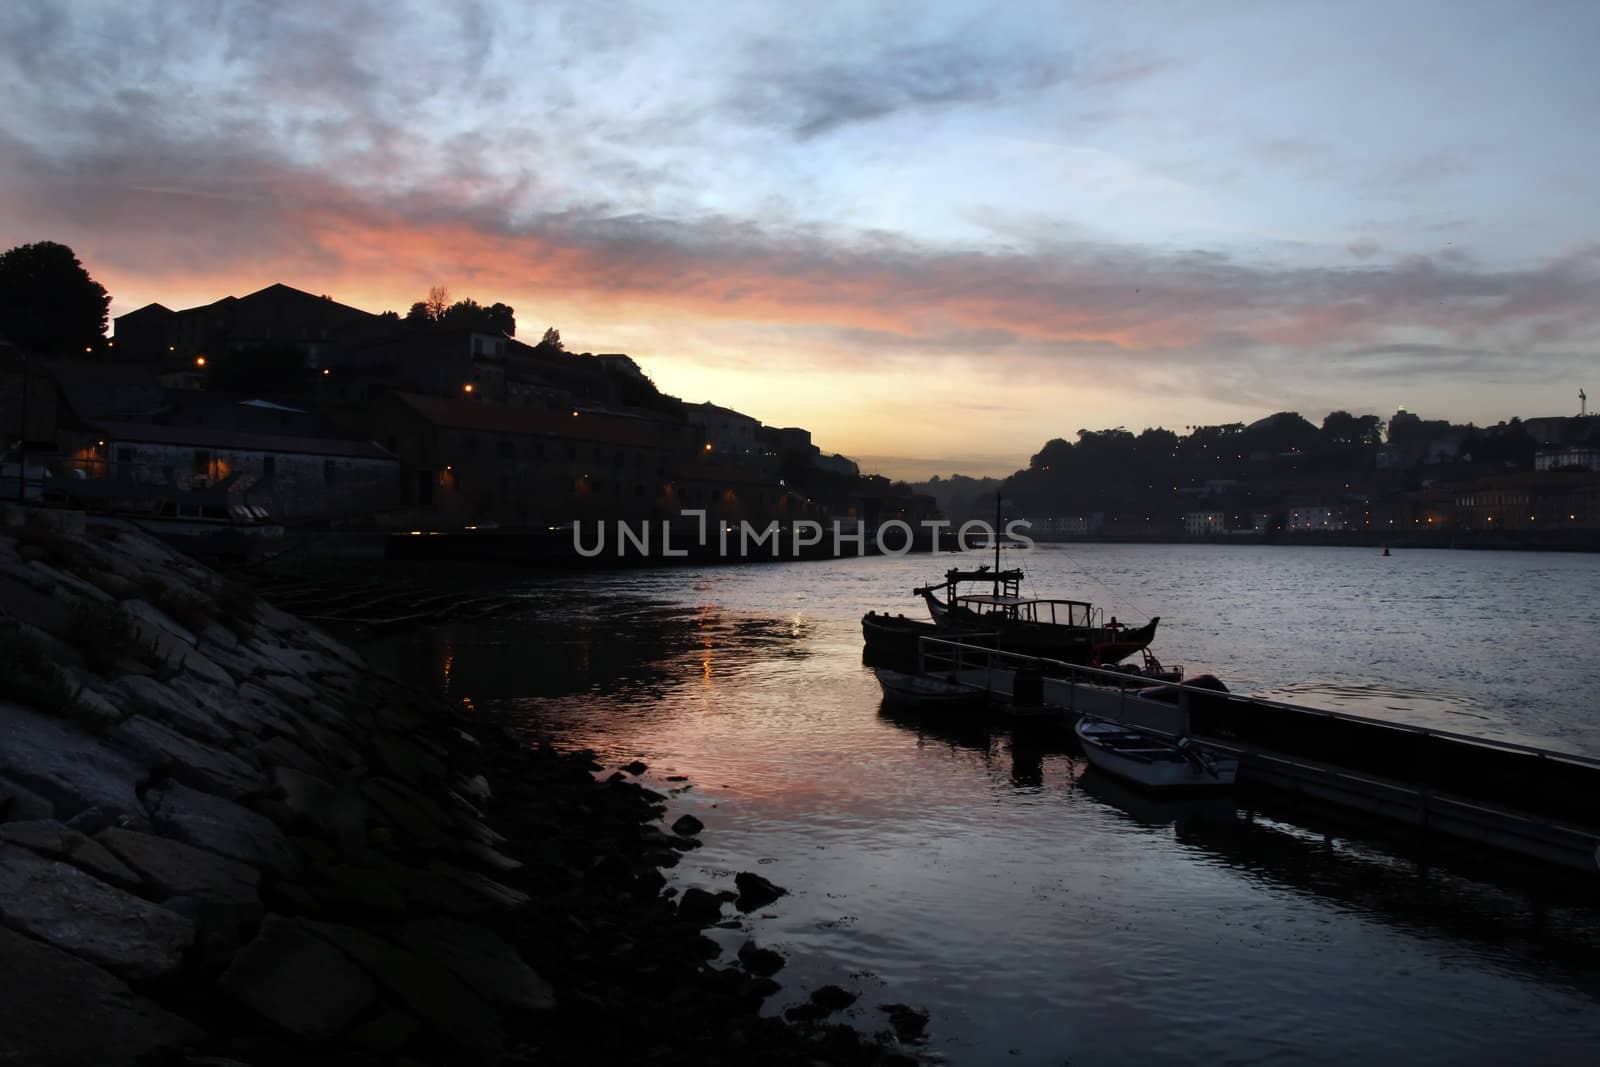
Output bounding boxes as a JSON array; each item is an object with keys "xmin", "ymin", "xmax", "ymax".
[{"xmin": 4, "ymin": 1, "xmax": 1597, "ymax": 478}]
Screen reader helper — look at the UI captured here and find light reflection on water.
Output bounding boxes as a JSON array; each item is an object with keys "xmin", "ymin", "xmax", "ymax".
[{"xmin": 363, "ymin": 545, "xmax": 1600, "ymax": 1065}]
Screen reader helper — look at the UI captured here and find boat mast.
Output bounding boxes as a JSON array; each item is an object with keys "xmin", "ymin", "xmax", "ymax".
[{"xmin": 993, "ymin": 490, "xmax": 1001, "ymax": 597}]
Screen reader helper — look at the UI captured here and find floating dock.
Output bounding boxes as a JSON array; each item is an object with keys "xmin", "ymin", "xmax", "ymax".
[{"xmin": 904, "ymin": 637, "xmax": 1600, "ymax": 876}]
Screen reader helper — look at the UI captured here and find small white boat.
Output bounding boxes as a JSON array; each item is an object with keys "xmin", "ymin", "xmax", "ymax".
[
  {"xmin": 873, "ymin": 668, "xmax": 988, "ymax": 711},
  {"xmin": 1075, "ymin": 717, "xmax": 1238, "ymax": 790}
]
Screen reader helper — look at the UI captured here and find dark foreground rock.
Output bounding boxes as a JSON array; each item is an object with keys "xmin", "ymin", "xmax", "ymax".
[{"xmin": 0, "ymin": 515, "xmax": 924, "ymax": 1066}]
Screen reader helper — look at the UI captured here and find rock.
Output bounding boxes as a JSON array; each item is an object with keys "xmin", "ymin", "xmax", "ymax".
[
  {"xmin": 458, "ymin": 774, "xmax": 492, "ymax": 801},
  {"xmin": 144, "ymin": 781, "xmax": 298, "ymax": 875},
  {"xmin": 302, "ymin": 920, "xmax": 504, "ymax": 1057},
  {"xmin": 736, "ymin": 940, "xmax": 786, "ymax": 978},
  {"xmin": 0, "ymin": 843, "xmax": 194, "ymax": 980},
  {"xmin": 254, "ymin": 671, "xmax": 317, "ymax": 705},
  {"xmin": 28, "ymin": 560, "xmax": 114, "ymax": 604},
  {"xmin": 0, "ymin": 819, "xmax": 138, "ymax": 885},
  {"xmin": 123, "ymin": 598, "xmax": 198, "ymax": 647},
  {"xmin": 219, "ymin": 915, "xmax": 377, "ymax": 1039},
  {"xmin": 58, "ymin": 674, "xmax": 126, "ymax": 728},
  {"xmin": 670, "ymin": 813, "xmax": 704, "ymax": 836},
  {"xmin": 372, "ymin": 733, "xmax": 446, "ymax": 787},
  {"xmin": 96, "ymin": 827, "xmax": 261, "ymax": 915},
  {"xmin": 0, "ymin": 926, "xmax": 204, "ymax": 1067},
  {"xmin": 808, "ymin": 984, "xmax": 859, "ymax": 1012},
  {"xmin": 114, "ymin": 675, "xmax": 232, "ymax": 746},
  {"xmin": 734, "ymin": 870, "xmax": 788, "ymax": 913},
  {"xmin": 879, "ymin": 1003, "xmax": 929, "ymax": 1042},
  {"xmin": 344, "ymin": 1008, "xmax": 421, "ymax": 1056},
  {"xmin": 176, "ymin": 647, "xmax": 236, "ymax": 689},
  {"xmin": 198, "ymin": 622, "xmax": 240, "ymax": 650},
  {"xmin": 400, "ymin": 917, "xmax": 555, "ymax": 1012},
  {"xmin": 0, "ymin": 774, "xmax": 56, "ymax": 821},
  {"xmin": 172, "ymin": 676, "xmax": 294, "ymax": 738},
  {"xmin": 678, "ymin": 887, "xmax": 725, "ymax": 926},
  {"xmin": 253, "ymin": 735, "xmax": 326, "ymax": 775},
  {"xmin": 361, "ymin": 778, "xmax": 450, "ymax": 848},
  {"xmin": 0, "ymin": 702, "xmax": 146, "ymax": 821},
  {"xmin": 108, "ymin": 716, "xmax": 263, "ymax": 799},
  {"xmin": 623, "ymin": 760, "xmax": 649, "ymax": 775}
]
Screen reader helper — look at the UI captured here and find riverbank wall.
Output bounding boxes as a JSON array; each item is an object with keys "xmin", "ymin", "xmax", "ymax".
[{"xmin": 0, "ymin": 506, "xmax": 922, "ymax": 1065}]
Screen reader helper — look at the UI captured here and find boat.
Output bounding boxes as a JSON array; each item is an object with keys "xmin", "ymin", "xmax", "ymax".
[
  {"xmin": 1074, "ymin": 717, "xmax": 1238, "ymax": 790},
  {"xmin": 869, "ymin": 563, "xmax": 1159, "ymax": 666},
  {"xmin": 873, "ymin": 667, "xmax": 988, "ymax": 711}
]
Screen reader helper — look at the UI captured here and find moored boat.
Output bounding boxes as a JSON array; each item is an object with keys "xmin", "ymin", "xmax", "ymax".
[
  {"xmin": 873, "ymin": 667, "xmax": 988, "ymax": 711},
  {"xmin": 1074, "ymin": 717, "xmax": 1238, "ymax": 790}
]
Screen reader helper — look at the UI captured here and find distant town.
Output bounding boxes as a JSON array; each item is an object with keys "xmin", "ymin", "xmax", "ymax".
[{"xmin": 2, "ymin": 241, "xmax": 1596, "ymax": 551}]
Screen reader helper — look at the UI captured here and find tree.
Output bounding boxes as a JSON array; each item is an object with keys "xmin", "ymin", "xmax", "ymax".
[
  {"xmin": 539, "ymin": 327, "xmax": 563, "ymax": 352},
  {"xmin": 0, "ymin": 241, "xmax": 111, "ymax": 354},
  {"xmin": 424, "ymin": 285, "xmax": 451, "ymax": 321}
]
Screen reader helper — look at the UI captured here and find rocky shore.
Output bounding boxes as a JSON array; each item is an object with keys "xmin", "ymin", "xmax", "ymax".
[{"xmin": 0, "ymin": 508, "xmax": 923, "ymax": 1066}]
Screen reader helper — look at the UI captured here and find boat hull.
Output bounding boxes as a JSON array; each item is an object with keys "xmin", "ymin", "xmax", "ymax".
[
  {"xmin": 1075, "ymin": 719, "xmax": 1238, "ymax": 790},
  {"xmin": 873, "ymin": 668, "xmax": 988, "ymax": 710}
]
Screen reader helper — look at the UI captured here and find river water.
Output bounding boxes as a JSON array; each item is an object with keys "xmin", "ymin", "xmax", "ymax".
[{"xmin": 364, "ymin": 544, "xmax": 1600, "ymax": 1065}]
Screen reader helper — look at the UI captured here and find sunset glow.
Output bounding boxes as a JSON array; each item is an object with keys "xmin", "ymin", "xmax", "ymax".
[{"xmin": 4, "ymin": 1, "xmax": 1597, "ymax": 477}]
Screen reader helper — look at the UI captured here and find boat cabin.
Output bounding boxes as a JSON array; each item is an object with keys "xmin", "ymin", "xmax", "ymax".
[{"xmin": 952, "ymin": 594, "xmax": 1101, "ymax": 628}]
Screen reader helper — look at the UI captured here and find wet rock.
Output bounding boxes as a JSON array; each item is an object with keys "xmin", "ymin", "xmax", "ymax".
[
  {"xmin": 97, "ymin": 827, "xmax": 262, "ymax": 915},
  {"xmin": 736, "ymin": 940, "xmax": 786, "ymax": 978},
  {"xmin": 0, "ymin": 925, "xmax": 204, "ymax": 1067},
  {"xmin": 0, "ymin": 702, "xmax": 145, "ymax": 821},
  {"xmin": 678, "ymin": 886, "xmax": 725, "ymax": 926},
  {"xmin": 302, "ymin": 919, "xmax": 504, "ymax": 1057},
  {"xmin": 145, "ymin": 781, "xmax": 298, "ymax": 875},
  {"xmin": 219, "ymin": 915, "xmax": 377, "ymax": 1039},
  {"xmin": 400, "ymin": 916, "xmax": 555, "ymax": 1012},
  {"xmin": 879, "ymin": 1003, "xmax": 929, "ymax": 1042},
  {"xmin": 0, "ymin": 819, "xmax": 138, "ymax": 885},
  {"xmin": 734, "ymin": 870, "xmax": 788, "ymax": 912},
  {"xmin": 808, "ymin": 984, "xmax": 859, "ymax": 1012},
  {"xmin": 0, "ymin": 843, "xmax": 194, "ymax": 980},
  {"xmin": 670, "ymin": 813, "xmax": 704, "ymax": 836},
  {"xmin": 623, "ymin": 760, "xmax": 649, "ymax": 776},
  {"xmin": 108, "ymin": 716, "xmax": 263, "ymax": 799}
]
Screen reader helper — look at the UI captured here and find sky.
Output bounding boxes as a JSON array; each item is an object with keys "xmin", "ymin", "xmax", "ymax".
[{"xmin": 2, "ymin": 0, "xmax": 1598, "ymax": 479}]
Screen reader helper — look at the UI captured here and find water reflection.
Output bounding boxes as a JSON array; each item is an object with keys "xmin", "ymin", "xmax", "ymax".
[{"xmin": 356, "ymin": 553, "xmax": 1600, "ymax": 1066}]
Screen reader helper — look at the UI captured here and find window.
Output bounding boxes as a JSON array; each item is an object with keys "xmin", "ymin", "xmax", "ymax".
[
  {"xmin": 193, "ymin": 449, "xmax": 211, "ymax": 476},
  {"xmin": 567, "ymin": 445, "xmax": 577, "ymax": 461},
  {"xmin": 116, "ymin": 447, "xmax": 133, "ymax": 463},
  {"xmin": 262, "ymin": 456, "xmax": 276, "ymax": 477}
]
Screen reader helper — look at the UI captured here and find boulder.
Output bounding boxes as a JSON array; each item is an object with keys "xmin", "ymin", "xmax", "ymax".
[
  {"xmin": 0, "ymin": 702, "xmax": 146, "ymax": 820},
  {"xmin": 0, "ymin": 926, "xmax": 204, "ymax": 1066},
  {"xmin": 114, "ymin": 675, "xmax": 231, "ymax": 745},
  {"xmin": 123, "ymin": 599, "xmax": 197, "ymax": 648},
  {"xmin": 109, "ymin": 716, "xmax": 263, "ymax": 799},
  {"xmin": 734, "ymin": 870, "xmax": 788, "ymax": 913},
  {"xmin": 96, "ymin": 827, "xmax": 262, "ymax": 915},
  {"xmin": 0, "ymin": 774, "xmax": 56, "ymax": 822},
  {"xmin": 144, "ymin": 781, "xmax": 298, "ymax": 875},
  {"xmin": 678, "ymin": 887, "xmax": 725, "ymax": 926},
  {"xmin": 0, "ymin": 819, "xmax": 138, "ymax": 885},
  {"xmin": 400, "ymin": 917, "xmax": 555, "ymax": 1012},
  {"xmin": 219, "ymin": 915, "xmax": 377, "ymax": 1039},
  {"xmin": 736, "ymin": 940, "xmax": 785, "ymax": 978},
  {"xmin": 0, "ymin": 843, "xmax": 194, "ymax": 980},
  {"xmin": 302, "ymin": 920, "xmax": 504, "ymax": 1057},
  {"xmin": 670, "ymin": 813, "xmax": 704, "ymax": 837}
]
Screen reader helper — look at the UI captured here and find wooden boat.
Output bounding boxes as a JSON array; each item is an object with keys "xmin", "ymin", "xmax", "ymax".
[
  {"xmin": 893, "ymin": 564, "xmax": 1159, "ymax": 666},
  {"xmin": 1074, "ymin": 717, "xmax": 1238, "ymax": 790},
  {"xmin": 873, "ymin": 668, "xmax": 988, "ymax": 711}
]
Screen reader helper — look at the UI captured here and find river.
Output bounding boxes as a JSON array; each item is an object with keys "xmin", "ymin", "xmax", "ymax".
[{"xmin": 364, "ymin": 543, "xmax": 1600, "ymax": 1065}]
